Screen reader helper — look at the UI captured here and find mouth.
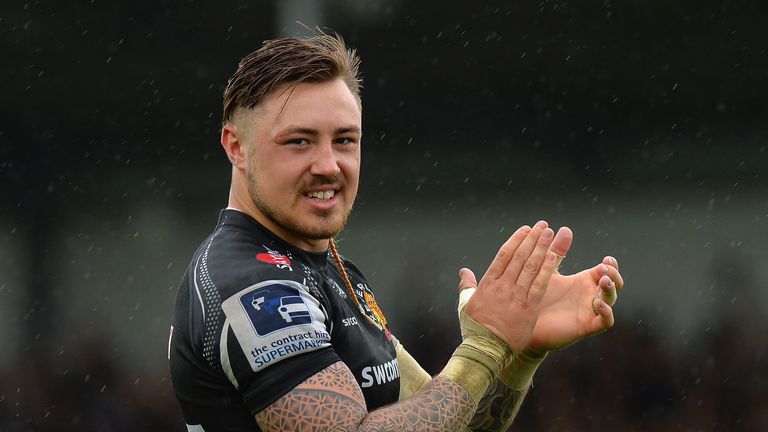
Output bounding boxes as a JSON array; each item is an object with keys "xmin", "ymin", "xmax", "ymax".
[{"xmin": 304, "ymin": 189, "xmax": 337, "ymax": 201}]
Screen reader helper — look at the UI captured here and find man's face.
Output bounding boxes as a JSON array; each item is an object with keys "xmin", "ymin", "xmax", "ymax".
[{"xmin": 238, "ymin": 78, "xmax": 362, "ymax": 250}]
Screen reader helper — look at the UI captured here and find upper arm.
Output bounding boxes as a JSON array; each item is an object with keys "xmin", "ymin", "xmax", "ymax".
[
  {"xmin": 255, "ymin": 360, "xmax": 368, "ymax": 431},
  {"xmin": 220, "ymin": 278, "xmax": 341, "ymax": 413},
  {"xmin": 395, "ymin": 343, "xmax": 432, "ymax": 401}
]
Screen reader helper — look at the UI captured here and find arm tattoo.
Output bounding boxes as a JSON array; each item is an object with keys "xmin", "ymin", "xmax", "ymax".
[
  {"xmin": 466, "ymin": 379, "xmax": 529, "ymax": 432},
  {"xmin": 256, "ymin": 361, "xmax": 477, "ymax": 431},
  {"xmin": 360, "ymin": 377, "xmax": 476, "ymax": 432},
  {"xmin": 255, "ymin": 362, "xmax": 367, "ymax": 431}
]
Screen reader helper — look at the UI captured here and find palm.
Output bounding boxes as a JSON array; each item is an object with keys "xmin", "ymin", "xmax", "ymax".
[{"xmin": 526, "ymin": 269, "xmax": 603, "ymax": 352}]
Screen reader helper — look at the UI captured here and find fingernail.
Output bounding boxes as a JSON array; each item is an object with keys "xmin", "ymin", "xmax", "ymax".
[
  {"xmin": 520, "ymin": 225, "xmax": 531, "ymax": 233},
  {"xmin": 542, "ymin": 228, "xmax": 553, "ymax": 239},
  {"xmin": 601, "ymin": 264, "xmax": 609, "ymax": 273}
]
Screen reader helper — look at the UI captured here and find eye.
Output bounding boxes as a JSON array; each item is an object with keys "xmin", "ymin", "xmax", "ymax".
[
  {"xmin": 334, "ymin": 137, "xmax": 357, "ymax": 145},
  {"xmin": 286, "ymin": 138, "xmax": 310, "ymax": 146}
]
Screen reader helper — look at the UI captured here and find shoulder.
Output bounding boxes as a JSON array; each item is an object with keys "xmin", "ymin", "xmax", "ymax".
[
  {"xmin": 185, "ymin": 230, "xmax": 335, "ymax": 369},
  {"xmin": 198, "ymin": 225, "xmax": 308, "ymax": 298},
  {"xmin": 182, "ymin": 225, "xmax": 321, "ymax": 359}
]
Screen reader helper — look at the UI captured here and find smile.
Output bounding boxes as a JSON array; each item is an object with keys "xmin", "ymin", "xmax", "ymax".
[{"xmin": 305, "ymin": 190, "xmax": 336, "ymax": 200}]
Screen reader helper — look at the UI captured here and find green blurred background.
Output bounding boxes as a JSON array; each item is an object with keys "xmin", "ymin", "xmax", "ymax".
[{"xmin": 1, "ymin": 0, "xmax": 767, "ymax": 430}]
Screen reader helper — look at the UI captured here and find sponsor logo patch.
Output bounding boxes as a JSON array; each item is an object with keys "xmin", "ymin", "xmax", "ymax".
[
  {"xmin": 361, "ymin": 358, "xmax": 400, "ymax": 388},
  {"xmin": 222, "ymin": 280, "xmax": 331, "ymax": 372},
  {"xmin": 256, "ymin": 247, "xmax": 293, "ymax": 271},
  {"xmin": 241, "ymin": 285, "xmax": 311, "ymax": 335},
  {"xmin": 356, "ymin": 282, "xmax": 388, "ymax": 329}
]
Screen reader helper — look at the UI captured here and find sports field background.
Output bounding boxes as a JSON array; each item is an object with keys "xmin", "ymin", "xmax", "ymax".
[{"xmin": 1, "ymin": 1, "xmax": 766, "ymax": 430}]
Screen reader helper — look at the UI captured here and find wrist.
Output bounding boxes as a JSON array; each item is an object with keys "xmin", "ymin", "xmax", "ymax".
[
  {"xmin": 439, "ymin": 310, "xmax": 513, "ymax": 402},
  {"xmin": 500, "ymin": 349, "xmax": 548, "ymax": 390},
  {"xmin": 518, "ymin": 347, "xmax": 548, "ymax": 361}
]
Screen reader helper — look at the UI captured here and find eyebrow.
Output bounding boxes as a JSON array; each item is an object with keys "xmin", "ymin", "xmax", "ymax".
[{"xmin": 273, "ymin": 126, "xmax": 361, "ymax": 137}]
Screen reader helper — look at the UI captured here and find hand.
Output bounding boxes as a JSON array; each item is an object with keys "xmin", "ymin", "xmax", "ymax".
[
  {"xmin": 462, "ymin": 221, "xmax": 559, "ymax": 353},
  {"xmin": 525, "ymin": 227, "xmax": 624, "ymax": 352},
  {"xmin": 458, "ymin": 227, "xmax": 624, "ymax": 353}
]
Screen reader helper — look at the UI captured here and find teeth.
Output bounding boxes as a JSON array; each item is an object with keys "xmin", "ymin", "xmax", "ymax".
[{"xmin": 307, "ymin": 190, "xmax": 335, "ymax": 200}]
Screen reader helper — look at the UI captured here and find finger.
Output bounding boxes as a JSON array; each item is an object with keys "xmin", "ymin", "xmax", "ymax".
[
  {"xmin": 597, "ymin": 275, "xmax": 618, "ymax": 306},
  {"xmin": 604, "ymin": 264, "xmax": 624, "ymax": 292},
  {"xmin": 458, "ymin": 268, "xmax": 478, "ymax": 291},
  {"xmin": 515, "ymin": 227, "xmax": 555, "ymax": 294},
  {"xmin": 502, "ymin": 220, "xmax": 548, "ymax": 281},
  {"xmin": 550, "ymin": 227, "xmax": 573, "ymax": 273},
  {"xmin": 483, "ymin": 225, "xmax": 532, "ymax": 280},
  {"xmin": 600, "ymin": 256, "xmax": 623, "ymax": 291},
  {"xmin": 589, "ymin": 298, "xmax": 615, "ymax": 331},
  {"xmin": 550, "ymin": 226, "xmax": 573, "ymax": 269},
  {"xmin": 550, "ymin": 227, "xmax": 573, "ymax": 257},
  {"xmin": 602, "ymin": 255, "xmax": 619, "ymax": 271},
  {"xmin": 590, "ymin": 263, "xmax": 624, "ymax": 292},
  {"xmin": 528, "ymin": 250, "xmax": 558, "ymax": 303},
  {"xmin": 457, "ymin": 268, "xmax": 478, "ymax": 313}
]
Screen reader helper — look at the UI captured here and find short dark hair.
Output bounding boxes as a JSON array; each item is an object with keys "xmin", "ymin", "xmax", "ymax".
[{"xmin": 222, "ymin": 31, "xmax": 362, "ymax": 125}]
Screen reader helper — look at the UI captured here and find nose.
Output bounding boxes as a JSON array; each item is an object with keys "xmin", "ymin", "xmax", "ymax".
[{"xmin": 310, "ymin": 141, "xmax": 341, "ymax": 177}]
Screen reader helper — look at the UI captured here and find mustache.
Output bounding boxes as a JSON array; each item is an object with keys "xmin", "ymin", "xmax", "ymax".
[{"xmin": 301, "ymin": 175, "xmax": 342, "ymax": 189}]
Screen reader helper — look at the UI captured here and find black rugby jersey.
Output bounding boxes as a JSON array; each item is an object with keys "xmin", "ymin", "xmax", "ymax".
[{"xmin": 169, "ymin": 209, "xmax": 400, "ymax": 431}]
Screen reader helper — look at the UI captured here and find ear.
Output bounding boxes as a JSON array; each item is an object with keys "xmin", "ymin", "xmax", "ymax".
[{"xmin": 221, "ymin": 124, "xmax": 247, "ymax": 170}]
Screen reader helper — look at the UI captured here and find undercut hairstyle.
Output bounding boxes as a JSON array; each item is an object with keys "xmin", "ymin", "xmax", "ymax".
[{"xmin": 222, "ymin": 31, "xmax": 362, "ymax": 126}]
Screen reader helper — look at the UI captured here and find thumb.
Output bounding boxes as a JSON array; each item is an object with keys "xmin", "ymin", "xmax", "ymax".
[
  {"xmin": 550, "ymin": 227, "xmax": 573, "ymax": 273},
  {"xmin": 550, "ymin": 226, "xmax": 573, "ymax": 257},
  {"xmin": 458, "ymin": 267, "xmax": 478, "ymax": 291},
  {"xmin": 457, "ymin": 268, "xmax": 478, "ymax": 314}
]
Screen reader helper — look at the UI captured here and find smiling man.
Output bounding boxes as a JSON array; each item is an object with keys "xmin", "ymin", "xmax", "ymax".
[
  {"xmin": 228, "ymin": 77, "xmax": 361, "ymax": 250},
  {"xmin": 169, "ymin": 33, "xmax": 624, "ymax": 432}
]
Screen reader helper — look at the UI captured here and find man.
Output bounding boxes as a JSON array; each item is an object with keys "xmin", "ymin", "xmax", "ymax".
[{"xmin": 169, "ymin": 32, "xmax": 623, "ymax": 432}]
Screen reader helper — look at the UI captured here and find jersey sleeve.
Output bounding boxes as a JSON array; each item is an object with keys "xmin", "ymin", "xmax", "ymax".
[{"xmin": 219, "ymin": 278, "xmax": 342, "ymax": 413}]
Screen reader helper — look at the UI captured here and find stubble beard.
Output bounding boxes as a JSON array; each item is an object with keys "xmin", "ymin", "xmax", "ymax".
[{"xmin": 246, "ymin": 172, "xmax": 353, "ymax": 242}]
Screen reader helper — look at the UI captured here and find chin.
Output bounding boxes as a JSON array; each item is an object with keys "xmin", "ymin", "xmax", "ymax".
[
  {"xmin": 253, "ymin": 194, "xmax": 352, "ymax": 242},
  {"xmin": 299, "ymin": 215, "xmax": 348, "ymax": 240},
  {"xmin": 302, "ymin": 222, "xmax": 345, "ymax": 240}
]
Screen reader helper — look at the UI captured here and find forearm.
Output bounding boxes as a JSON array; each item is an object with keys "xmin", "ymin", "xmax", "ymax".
[
  {"xmin": 395, "ymin": 320, "xmax": 546, "ymax": 431},
  {"xmin": 361, "ymin": 376, "xmax": 476, "ymax": 431},
  {"xmin": 467, "ymin": 379, "xmax": 529, "ymax": 432},
  {"xmin": 388, "ymin": 349, "xmax": 544, "ymax": 432},
  {"xmin": 385, "ymin": 370, "xmax": 534, "ymax": 432},
  {"xmin": 363, "ymin": 312, "xmax": 513, "ymax": 431},
  {"xmin": 397, "ymin": 373, "xmax": 529, "ymax": 432},
  {"xmin": 467, "ymin": 350, "xmax": 547, "ymax": 432}
]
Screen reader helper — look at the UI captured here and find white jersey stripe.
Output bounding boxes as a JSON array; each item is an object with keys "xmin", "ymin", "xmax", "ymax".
[
  {"xmin": 220, "ymin": 318, "xmax": 238, "ymax": 389},
  {"xmin": 192, "ymin": 253, "xmax": 206, "ymax": 322}
]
